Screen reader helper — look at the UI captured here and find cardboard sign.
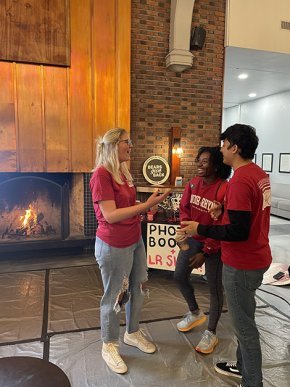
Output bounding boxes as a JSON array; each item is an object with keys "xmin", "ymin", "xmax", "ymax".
[
  {"xmin": 143, "ymin": 156, "xmax": 170, "ymax": 185},
  {"xmin": 146, "ymin": 223, "xmax": 205, "ymax": 275}
]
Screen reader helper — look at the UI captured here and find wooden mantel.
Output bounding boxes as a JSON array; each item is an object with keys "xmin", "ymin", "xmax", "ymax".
[{"xmin": 0, "ymin": 0, "xmax": 130, "ymax": 173}]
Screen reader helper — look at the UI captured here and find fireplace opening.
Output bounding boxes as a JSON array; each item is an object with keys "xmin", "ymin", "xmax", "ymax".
[
  {"xmin": 0, "ymin": 173, "xmax": 71, "ymax": 251},
  {"xmin": 0, "ymin": 175, "xmax": 69, "ymax": 243},
  {"xmin": 0, "ymin": 172, "xmax": 96, "ymax": 255}
]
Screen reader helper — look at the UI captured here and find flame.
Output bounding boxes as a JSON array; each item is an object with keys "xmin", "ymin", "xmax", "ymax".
[{"xmin": 20, "ymin": 204, "xmax": 38, "ymax": 228}]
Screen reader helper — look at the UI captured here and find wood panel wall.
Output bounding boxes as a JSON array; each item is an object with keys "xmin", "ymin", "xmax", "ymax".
[{"xmin": 0, "ymin": 0, "xmax": 130, "ymax": 173}]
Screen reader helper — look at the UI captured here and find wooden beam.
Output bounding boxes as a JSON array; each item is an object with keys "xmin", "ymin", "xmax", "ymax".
[{"xmin": 170, "ymin": 127, "xmax": 181, "ymax": 185}]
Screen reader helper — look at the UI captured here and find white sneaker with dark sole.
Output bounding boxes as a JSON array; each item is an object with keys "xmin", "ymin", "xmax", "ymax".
[
  {"xmin": 124, "ymin": 330, "xmax": 156, "ymax": 354},
  {"xmin": 102, "ymin": 342, "xmax": 127, "ymax": 374}
]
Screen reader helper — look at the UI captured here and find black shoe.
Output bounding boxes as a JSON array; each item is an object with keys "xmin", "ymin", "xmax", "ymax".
[{"xmin": 214, "ymin": 361, "xmax": 242, "ymax": 379}]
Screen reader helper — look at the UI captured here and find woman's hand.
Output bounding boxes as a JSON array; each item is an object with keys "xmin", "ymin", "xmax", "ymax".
[
  {"xmin": 99, "ymin": 188, "xmax": 171, "ymax": 224},
  {"xmin": 189, "ymin": 252, "xmax": 205, "ymax": 269},
  {"xmin": 209, "ymin": 200, "xmax": 222, "ymax": 220},
  {"xmin": 176, "ymin": 221, "xmax": 199, "ymax": 237},
  {"xmin": 145, "ymin": 188, "xmax": 171, "ymax": 210}
]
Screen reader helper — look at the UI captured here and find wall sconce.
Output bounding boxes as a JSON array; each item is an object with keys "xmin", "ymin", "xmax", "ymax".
[
  {"xmin": 169, "ymin": 127, "xmax": 183, "ymax": 185},
  {"xmin": 172, "ymin": 138, "xmax": 183, "ymax": 158}
]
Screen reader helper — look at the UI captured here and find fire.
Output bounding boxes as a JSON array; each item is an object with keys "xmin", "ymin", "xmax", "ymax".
[
  {"xmin": 20, "ymin": 204, "xmax": 38, "ymax": 229},
  {"xmin": 2, "ymin": 200, "xmax": 55, "ymax": 239}
]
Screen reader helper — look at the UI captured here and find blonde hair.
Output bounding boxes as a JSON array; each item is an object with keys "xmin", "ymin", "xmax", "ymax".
[{"xmin": 93, "ymin": 128, "xmax": 133, "ymax": 185}]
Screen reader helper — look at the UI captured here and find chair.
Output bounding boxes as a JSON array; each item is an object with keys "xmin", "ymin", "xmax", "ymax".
[{"xmin": 0, "ymin": 356, "xmax": 71, "ymax": 387}]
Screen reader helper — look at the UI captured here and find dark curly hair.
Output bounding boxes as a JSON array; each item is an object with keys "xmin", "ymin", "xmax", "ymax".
[
  {"xmin": 196, "ymin": 146, "xmax": 232, "ymax": 180},
  {"xmin": 220, "ymin": 123, "xmax": 258, "ymax": 159}
]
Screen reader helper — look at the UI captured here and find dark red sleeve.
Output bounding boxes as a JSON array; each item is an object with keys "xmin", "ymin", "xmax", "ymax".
[
  {"xmin": 90, "ymin": 169, "xmax": 115, "ymax": 203},
  {"xmin": 202, "ymin": 180, "xmax": 228, "ymax": 254},
  {"xmin": 179, "ymin": 181, "xmax": 192, "ymax": 221},
  {"xmin": 216, "ymin": 181, "xmax": 228, "ymax": 204}
]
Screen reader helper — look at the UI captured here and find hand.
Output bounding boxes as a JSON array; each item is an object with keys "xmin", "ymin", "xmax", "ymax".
[
  {"xmin": 145, "ymin": 188, "xmax": 172, "ymax": 209},
  {"xmin": 175, "ymin": 231, "xmax": 188, "ymax": 244},
  {"xmin": 179, "ymin": 220, "xmax": 199, "ymax": 236},
  {"xmin": 189, "ymin": 252, "xmax": 205, "ymax": 269},
  {"xmin": 209, "ymin": 200, "xmax": 222, "ymax": 220}
]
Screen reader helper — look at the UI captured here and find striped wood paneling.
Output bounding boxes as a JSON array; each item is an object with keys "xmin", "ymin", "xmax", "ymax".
[
  {"xmin": 0, "ymin": 0, "xmax": 130, "ymax": 173},
  {"xmin": 0, "ymin": 62, "xmax": 16, "ymax": 171}
]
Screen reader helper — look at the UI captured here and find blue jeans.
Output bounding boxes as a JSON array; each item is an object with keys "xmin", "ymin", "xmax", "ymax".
[
  {"xmin": 223, "ymin": 264, "xmax": 269, "ymax": 387},
  {"xmin": 95, "ymin": 236, "xmax": 148, "ymax": 343}
]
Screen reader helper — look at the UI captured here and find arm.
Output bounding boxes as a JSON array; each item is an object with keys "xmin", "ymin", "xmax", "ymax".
[
  {"xmin": 209, "ymin": 181, "xmax": 228, "ymax": 220},
  {"xmin": 174, "ymin": 182, "xmax": 193, "ymax": 243},
  {"xmin": 189, "ymin": 252, "xmax": 205, "ymax": 269},
  {"xmin": 195, "ymin": 180, "xmax": 227, "ymax": 248},
  {"xmin": 99, "ymin": 189, "xmax": 171, "ymax": 224},
  {"xmin": 199, "ymin": 181, "xmax": 251, "ymax": 241},
  {"xmin": 178, "ymin": 210, "xmax": 251, "ymax": 241},
  {"xmin": 198, "ymin": 210, "xmax": 251, "ymax": 241},
  {"xmin": 179, "ymin": 182, "xmax": 193, "ymax": 221},
  {"xmin": 209, "ymin": 201, "xmax": 223, "ymax": 221}
]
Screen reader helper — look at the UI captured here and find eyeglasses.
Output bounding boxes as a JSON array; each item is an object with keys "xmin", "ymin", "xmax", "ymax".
[{"xmin": 119, "ymin": 139, "xmax": 133, "ymax": 146}]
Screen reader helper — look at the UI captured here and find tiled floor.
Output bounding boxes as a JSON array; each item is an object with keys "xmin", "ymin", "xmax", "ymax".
[{"xmin": 0, "ymin": 216, "xmax": 289, "ymax": 387}]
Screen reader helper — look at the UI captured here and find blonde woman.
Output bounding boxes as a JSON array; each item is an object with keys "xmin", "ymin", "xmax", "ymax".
[{"xmin": 90, "ymin": 128, "xmax": 170, "ymax": 374}]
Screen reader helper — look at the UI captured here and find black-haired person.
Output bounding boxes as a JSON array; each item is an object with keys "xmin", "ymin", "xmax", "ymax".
[
  {"xmin": 90, "ymin": 128, "xmax": 171, "ymax": 374},
  {"xmin": 174, "ymin": 146, "xmax": 231, "ymax": 354},
  {"xmin": 178, "ymin": 124, "xmax": 272, "ymax": 387}
]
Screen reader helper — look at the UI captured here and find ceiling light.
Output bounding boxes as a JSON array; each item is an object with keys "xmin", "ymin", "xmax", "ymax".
[
  {"xmin": 248, "ymin": 93, "xmax": 256, "ymax": 98},
  {"xmin": 238, "ymin": 73, "xmax": 248, "ymax": 80}
]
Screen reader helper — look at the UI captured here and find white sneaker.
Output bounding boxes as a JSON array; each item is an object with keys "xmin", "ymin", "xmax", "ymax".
[
  {"xmin": 177, "ymin": 311, "xmax": 206, "ymax": 332},
  {"xmin": 124, "ymin": 329, "xmax": 156, "ymax": 353},
  {"xmin": 102, "ymin": 342, "xmax": 127, "ymax": 374},
  {"xmin": 195, "ymin": 330, "xmax": 218, "ymax": 354}
]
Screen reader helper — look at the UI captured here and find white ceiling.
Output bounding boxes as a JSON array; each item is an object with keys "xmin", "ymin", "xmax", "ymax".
[{"xmin": 223, "ymin": 46, "xmax": 290, "ymax": 108}]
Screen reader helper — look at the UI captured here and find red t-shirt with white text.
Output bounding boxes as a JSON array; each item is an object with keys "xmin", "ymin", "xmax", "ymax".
[
  {"xmin": 90, "ymin": 166, "xmax": 141, "ymax": 248},
  {"xmin": 221, "ymin": 163, "xmax": 272, "ymax": 269},
  {"xmin": 180, "ymin": 177, "xmax": 228, "ymax": 252}
]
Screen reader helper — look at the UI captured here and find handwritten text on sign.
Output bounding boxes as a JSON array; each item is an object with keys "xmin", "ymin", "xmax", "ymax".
[
  {"xmin": 146, "ymin": 223, "xmax": 205, "ymax": 275},
  {"xmin": 142, "ymin": 156, "xmax": 170, "ymax": 185}
]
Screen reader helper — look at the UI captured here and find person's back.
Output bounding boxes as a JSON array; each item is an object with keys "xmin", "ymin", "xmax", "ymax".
[{"xmin": 221, "ymin": 162, "xmax": 272, "ymax": 270}]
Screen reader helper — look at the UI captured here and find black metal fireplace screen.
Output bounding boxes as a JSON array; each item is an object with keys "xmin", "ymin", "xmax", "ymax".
[{"xmin": 0, "ymin": 173, "xmax": 70, "ymax": 245}]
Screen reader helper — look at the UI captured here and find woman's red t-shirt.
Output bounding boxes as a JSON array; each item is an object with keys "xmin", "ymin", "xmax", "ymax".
[{"xmin": 90, "ymin": 166, "xmax": 141, "ymax": 248}]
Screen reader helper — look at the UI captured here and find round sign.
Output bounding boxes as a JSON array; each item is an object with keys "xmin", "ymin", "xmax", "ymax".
[{"xmin": 142, "ymin": 156, "xmax": 170, "ymax": 185}]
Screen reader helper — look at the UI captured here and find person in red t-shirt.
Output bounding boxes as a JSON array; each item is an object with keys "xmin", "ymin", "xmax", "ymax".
[
  {"xmin": 178, "ymin": 124, "xmax": 272, "ymax": 387},
  {"xmin": 174, "ymin": 146, "xmax": 231, "ymax": 354},
  {"xmin": 90, "ymin": 128, "xmax": 170, "ymax": 374}
]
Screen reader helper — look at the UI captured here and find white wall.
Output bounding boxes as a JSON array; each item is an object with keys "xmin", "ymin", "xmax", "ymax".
[
  {"xmin": 226, "ymin": 0, "xmax": 290, "ymax": 55},
  {"xmin": 222, "ymin": 90, "xmax": 290, "ymax": 184},
  {"xmin": 222, "ymin": 105, "xmax": 240, "ymax": 131}
]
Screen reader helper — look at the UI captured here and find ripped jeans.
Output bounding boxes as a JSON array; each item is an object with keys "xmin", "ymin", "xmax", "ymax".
[{"xmin": 95, "ymin": 236, "xmax": 148, "ymax": 343}]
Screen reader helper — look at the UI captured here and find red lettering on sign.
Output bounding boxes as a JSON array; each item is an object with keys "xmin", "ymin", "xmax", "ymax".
[
  {"xmin": 148, "ymin": 255, "xmax": 154, "ymax": 265},
  {"xmin": 166, "ymin": 255, "xmax": 177, "ymax": 267},
  {"xmin": 156, "ymin": 255, "xmax": 163, "ymax": 265},
  {"xmin": 148, "ymin": 254, "xmax": 163, "ymax": 266}
]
